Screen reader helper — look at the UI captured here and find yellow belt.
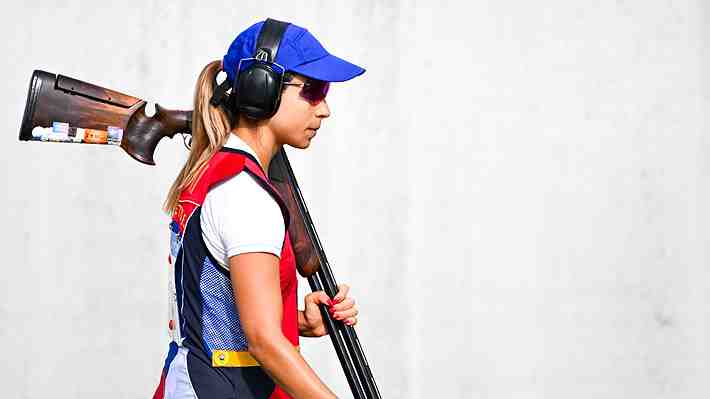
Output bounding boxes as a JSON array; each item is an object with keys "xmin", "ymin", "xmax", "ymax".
[{"xmin": 212, "ymin": 346, "xmax": 300, "ymax": 367}]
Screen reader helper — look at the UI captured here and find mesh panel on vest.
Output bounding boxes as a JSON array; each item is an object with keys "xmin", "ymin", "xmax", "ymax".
[{"xmin": 199, "ymin": 256, "xmax": 249, "ymax": 351}]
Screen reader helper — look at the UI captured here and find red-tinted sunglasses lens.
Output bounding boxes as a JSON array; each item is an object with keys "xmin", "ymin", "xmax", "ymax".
[{"xmin": 301, "ymin": 80, "xmax": 330, "ymax": 105}]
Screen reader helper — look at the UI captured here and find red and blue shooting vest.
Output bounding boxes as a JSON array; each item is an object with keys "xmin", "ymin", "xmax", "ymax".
[{"xmin": 153, "ymin": 147, "xmax": 298, "ymax": 399}]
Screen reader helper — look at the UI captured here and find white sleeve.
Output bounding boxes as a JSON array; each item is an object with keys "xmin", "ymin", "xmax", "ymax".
[{"xmin": 200, "ymin": 172, "xmax": 285, "ymax": 270}]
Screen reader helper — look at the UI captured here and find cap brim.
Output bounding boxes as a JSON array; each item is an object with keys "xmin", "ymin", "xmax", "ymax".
[{"xmin": 289, "ymin": 54, "xmax": 365, "ymax": 82}]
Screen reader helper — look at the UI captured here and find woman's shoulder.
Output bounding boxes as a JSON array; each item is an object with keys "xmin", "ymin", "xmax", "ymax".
[
  {"xmin": 200, "ymin": 169, "xmax": 286, "ymax": 263},
  {"xmin": 205, "ymin": 171, "xmax": 275, "ymax": 208}
]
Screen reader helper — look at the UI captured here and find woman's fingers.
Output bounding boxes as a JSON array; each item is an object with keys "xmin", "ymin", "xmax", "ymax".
[
  {"xmin": 316, "ymin": 290, "xmax": 331, "ymax": 306},
  {"xmin": 329, "ymin": 297, "xmax": 355, "ymax": 312},
  {"xmin": 306, "ymin": 290, "xmax": 331, "ymax": 307},
  {"xmin": 325, "ymin": 284, "xmax": 357, "ymax": 323},
  {"xmin": 332, "ymin": 284, "xmax": 350, "ymax": 303},
  {"xmin": 330, "ymin": 306, "xmax": 359, "ymax": 321}
]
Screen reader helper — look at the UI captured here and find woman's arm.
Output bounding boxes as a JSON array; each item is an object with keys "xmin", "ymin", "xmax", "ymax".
[{"xmin": 229, "ymin": 252, "xmax": 337, "ymax": 399}]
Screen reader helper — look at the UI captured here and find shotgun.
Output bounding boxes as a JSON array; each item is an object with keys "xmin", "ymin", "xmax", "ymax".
[{"xmin": 19, "ymin": 70, "xmax": 382, "ymax": 399}]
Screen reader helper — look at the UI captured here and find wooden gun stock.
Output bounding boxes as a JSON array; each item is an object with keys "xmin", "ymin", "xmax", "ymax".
[{"xmin": 19, "ymin": 70, "xmax": 191, "ymax": 165}]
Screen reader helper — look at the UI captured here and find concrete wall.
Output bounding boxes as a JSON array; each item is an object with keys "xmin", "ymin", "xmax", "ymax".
[{"xmin": 1, "ymin": 1, "xmax": 708, "ymax": 397}]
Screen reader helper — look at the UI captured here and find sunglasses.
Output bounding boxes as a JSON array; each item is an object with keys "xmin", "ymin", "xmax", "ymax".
[{"xmin": 282, "ymin": 79, "xmax": 330, "ymax": 105}]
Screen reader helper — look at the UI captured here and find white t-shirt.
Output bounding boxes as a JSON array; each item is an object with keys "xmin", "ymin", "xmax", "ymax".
[{"xmin": 200, "ymin": 134, "xmax": 285, "ymax": 270}]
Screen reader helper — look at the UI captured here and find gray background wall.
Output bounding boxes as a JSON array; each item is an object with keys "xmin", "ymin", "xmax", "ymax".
[{"xmin": 1, "ymin": 1, "xmax": 708, "ymax": 398}]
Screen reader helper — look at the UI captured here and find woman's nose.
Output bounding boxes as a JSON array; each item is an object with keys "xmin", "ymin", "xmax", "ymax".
[{"xmin": 316, "ymin": 99, "xmax": 331, "ymax": 118}]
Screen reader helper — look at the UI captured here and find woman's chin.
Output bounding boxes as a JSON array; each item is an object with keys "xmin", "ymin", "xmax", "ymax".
[
  {"xmin": 289, "ymin": 139, "xmax": 311, "ymax": 149},
  {"xmin": 286, "ymin": 133, "xmax": 315, "ymax": 149}
]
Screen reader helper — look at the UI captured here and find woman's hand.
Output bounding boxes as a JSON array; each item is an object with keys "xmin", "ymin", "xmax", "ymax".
[{"xmin": 300, "ymin": 284, "xmax": 359, "ymax": 337}]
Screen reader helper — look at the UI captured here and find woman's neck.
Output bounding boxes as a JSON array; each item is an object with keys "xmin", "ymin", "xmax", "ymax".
[{"xmin": 232, "ymin": 126, "xmax": 280, "ymax": 172}]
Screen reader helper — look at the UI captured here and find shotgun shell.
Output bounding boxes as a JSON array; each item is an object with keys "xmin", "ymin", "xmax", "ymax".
[
  {"xmin": 74, "ymin": 128, "xmax": 85, "ymax": 143},
  {"xmin": 52, "ymin": 121, "xmax": 69, "ymax": 133},
  {"xmin": 50, "ymin": 121, "xmax": 70, "ymax": 142},
  {"xmin": 84, "ymin": 129, "xmax": 108, "ymax": 144},
  {"xmin": 107, "ymin": 126, "xmax": 123, "ymax": 145},
  {"xmin": 31, "ymin": 126, "xmax": 45, "ymax": 138}
]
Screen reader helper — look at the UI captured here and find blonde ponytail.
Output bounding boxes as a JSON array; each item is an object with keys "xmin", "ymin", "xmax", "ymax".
[{"xmin": 162, "ymin": 60, "xmax": 234, "ymax": 214}]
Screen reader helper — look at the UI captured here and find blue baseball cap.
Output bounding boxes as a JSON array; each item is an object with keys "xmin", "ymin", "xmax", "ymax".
[{"xmin": 222, "ymin": 20, "xmax": 366, "ymax": 84}]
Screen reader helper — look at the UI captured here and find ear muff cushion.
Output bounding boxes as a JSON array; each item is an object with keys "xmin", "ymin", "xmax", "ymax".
[{"xmin": 236, "ymin": 64, "xmax": 283, "ymax": 119}]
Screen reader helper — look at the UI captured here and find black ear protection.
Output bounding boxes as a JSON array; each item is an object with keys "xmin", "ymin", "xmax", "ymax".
[{"xmin": 211, "ymin": 18, "xmax": 291, "ymax": 121}]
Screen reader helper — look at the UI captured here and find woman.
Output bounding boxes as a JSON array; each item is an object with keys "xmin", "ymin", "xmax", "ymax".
[{"xmin": 153, "ymin": 19, "xmax": 366, "ymax": 399}]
